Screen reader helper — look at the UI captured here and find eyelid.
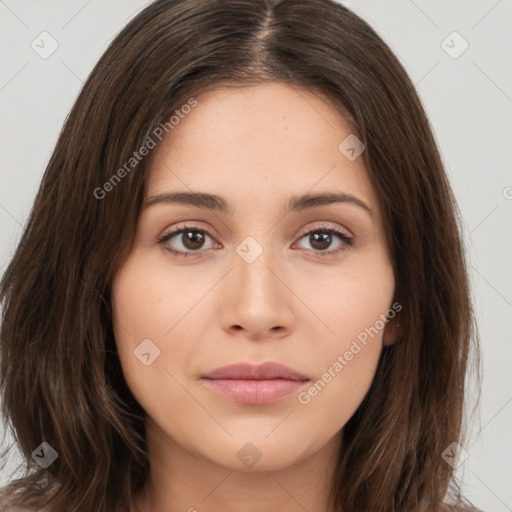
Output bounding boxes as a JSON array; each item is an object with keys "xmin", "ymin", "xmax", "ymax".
[{"xmin": 295, "ymin": 222, "xmax": 353, "ymax": 240}]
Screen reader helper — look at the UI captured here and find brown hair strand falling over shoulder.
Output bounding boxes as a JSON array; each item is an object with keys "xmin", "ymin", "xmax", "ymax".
[{"xmin": 0, "ymin": 1, "xmax": 481, "ymax": 511}]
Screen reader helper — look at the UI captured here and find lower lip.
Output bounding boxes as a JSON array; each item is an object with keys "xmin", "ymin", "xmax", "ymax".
[{"xmin": 201, "ymin": 378, "xmax": 309, "ymax": 405}]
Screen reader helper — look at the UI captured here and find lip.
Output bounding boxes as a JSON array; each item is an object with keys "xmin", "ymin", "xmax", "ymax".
[
  {"xmin": 201, "ymin": 362, "xmax": 311, "ymax": 405},
  {"xmin": 202, "ymin": 361, "xmax": 310, "ymax": 381}
]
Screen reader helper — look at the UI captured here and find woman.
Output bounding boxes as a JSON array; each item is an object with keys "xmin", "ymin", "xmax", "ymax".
[{"xmin": 0, "ymin": 0, "xmax": 481, "ymax": 510}]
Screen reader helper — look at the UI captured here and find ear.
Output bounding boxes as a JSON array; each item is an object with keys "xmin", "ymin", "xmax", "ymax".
[{"xmin": 382, "ymin": 317, "xmax": 401, "ymax": 347}]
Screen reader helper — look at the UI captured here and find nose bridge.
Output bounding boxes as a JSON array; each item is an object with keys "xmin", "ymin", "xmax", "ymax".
[
  {"xmin": 220, "ymin": 228, "xmax": 294, "ymax": 335},
  {"xmin": 233, "ymin": 231, "xmax": 280, "ymax": 305},
  {"xmin": 230, "ymin": 198, "xmax": 280, "ymax": 280}
]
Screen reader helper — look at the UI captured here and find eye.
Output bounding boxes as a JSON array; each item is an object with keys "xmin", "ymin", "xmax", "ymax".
[
  {"xmin": 293, "ymin": 224, "xmax": 354, "ymax": 257},
  {"xmin": 157, "ymin": 223, "xmax": 354, "ymax": 258},
  {"xmin": 157, "ymin": 224, "xmax": 217, "ymax": 258}
]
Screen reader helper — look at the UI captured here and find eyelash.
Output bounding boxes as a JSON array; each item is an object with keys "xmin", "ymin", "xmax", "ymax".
[{"xmin": 157, "ymin": 223, "xmax": 354, "ymax": 259}]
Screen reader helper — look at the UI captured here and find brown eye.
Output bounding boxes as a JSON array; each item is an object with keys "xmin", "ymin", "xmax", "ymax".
[
  {"xmin": 294, "ymin": 227, "xmax": 353, "ymax": 256},
  {"xmin": 158, "ymin": 225, "xmax": 216, "ymax": 257}
]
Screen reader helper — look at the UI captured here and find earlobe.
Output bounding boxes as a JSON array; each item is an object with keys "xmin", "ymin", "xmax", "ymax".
[{"xmin": 382, "ymin": 318, "xmax": 401, "ymax": 346}]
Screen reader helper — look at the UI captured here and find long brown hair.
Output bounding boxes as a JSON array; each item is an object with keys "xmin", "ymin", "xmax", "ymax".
[{"xmin": 0, "ymin": 0, "xmax": 481, "ymax": 510}]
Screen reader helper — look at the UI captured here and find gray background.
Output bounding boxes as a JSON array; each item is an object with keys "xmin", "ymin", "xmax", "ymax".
[{"xmin": 1, "ymin": 1, "xmax": 511, "ymax": 510}]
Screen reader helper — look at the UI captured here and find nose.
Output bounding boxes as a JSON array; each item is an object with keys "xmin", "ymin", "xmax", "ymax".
[{"xmin": 219, "ymin": 239, "xmax": 296, "ymax": 341}]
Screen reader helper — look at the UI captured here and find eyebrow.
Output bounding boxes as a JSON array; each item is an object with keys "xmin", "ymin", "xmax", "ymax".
[{"xmin": 145, "ymin": 190, "xmax": 373, "ymax": 216}]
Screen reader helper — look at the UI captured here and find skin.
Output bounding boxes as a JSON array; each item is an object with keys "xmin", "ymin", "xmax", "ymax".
[{"xmin": 111, "ymin": 82, "xmax": 398, "ymax": 512}]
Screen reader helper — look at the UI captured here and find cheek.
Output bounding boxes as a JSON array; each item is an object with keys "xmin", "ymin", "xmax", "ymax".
[
  {"xmin": 111, "ymin": 247, "xmax": 205, "ymax": 344},
  {"xmin": 110, "ymin": 261, "xmax": 199, "ymax": 442},
  {"xmin": 110, "ymin": 252, "xmax": 193, "ymax": 401},
  {"xmin": 295, "ymin": 254, "xmax": 394, "ymax": 412},
  {"xmin": 303, "ymin": 250, "xmax": 394, "ymax": 353}
]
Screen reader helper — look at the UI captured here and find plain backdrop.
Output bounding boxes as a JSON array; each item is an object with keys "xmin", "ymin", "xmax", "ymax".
[{"xmin": 0, "ymin": 1, "xmax": 511, "ymax": 510}]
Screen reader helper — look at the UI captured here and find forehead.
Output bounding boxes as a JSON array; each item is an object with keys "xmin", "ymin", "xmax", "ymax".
[{"xmin": 146, "ymin": 82, "xmax": 379, "ymax": 216}]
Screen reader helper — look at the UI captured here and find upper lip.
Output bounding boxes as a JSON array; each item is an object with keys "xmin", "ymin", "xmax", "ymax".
[{"xmin": 202, "ymin": 362, "xmax": 310, "ymax": 381}]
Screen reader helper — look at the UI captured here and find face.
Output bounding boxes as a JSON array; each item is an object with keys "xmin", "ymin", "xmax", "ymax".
[{"xmin": 111, "ymin": 82, "xmax": 397, "ymax": 472}]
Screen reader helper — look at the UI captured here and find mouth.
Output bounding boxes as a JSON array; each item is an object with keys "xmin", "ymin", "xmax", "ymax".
[{"xmin": 200, "ymin": 361, "xmax": 311, "ymax": 405}]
